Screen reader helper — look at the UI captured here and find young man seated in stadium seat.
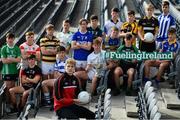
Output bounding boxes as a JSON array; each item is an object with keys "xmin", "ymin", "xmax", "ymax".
[
  {"xmin": 9, "ymin": 54, "xmax": 41, "ymax": 116},
  {"xmin": 74, "ymin": 39, "xmax": 106, "ymax": 94},
  {"xmin": 42, "ymin": 46, "xmax": 68, "ymax": 105},
  {"xmin": 54, "ymin": 58, "xmax": 95, "ymax": 119},
  {"xmin": 117, "ymin": 34, "xmax": 139, "ymax": 95},
  {"xmin": 102, "ymin": 27, "xmax": 121, "ymax": 52},
  {"xmin": 144, "ymin": 28, "xmax": 179, "ymax": 87}
]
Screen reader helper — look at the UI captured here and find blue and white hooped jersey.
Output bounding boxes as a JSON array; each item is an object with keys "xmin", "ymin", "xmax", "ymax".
[
  {"xmin": 54, "ymin": 57, "xmax": 68, "ymax": 73},
  {"xmin": 72, "ymin": 31, "xmax": 93, "ymax": 61},
  {"xmin": 157, "ymin": 13, "xmax": 175, "ymax": 42}
]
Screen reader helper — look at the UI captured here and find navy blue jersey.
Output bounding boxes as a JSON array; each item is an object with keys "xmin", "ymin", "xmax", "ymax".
[{"xmin": 72, "ymin": 31, "xmax": 93, "ymax": 61}]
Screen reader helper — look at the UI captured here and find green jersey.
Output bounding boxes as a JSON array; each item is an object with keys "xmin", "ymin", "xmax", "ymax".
[{"xmin": 1, "ymin": 45, "xmax": 21, "ymax": 74}]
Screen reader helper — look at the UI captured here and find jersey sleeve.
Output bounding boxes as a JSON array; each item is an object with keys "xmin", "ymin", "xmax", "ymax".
[
  {"xmin": 72, "ymin": 33, "xmax": 77, "ymax": 41},
  {"xmin": 132, "ymin": 22, "xmax": 138, "ymax": 35},
  {"xmin": 16, "ymin": 46, "xmax": 21, "ymax": 58},
  {"xmin": 170, "ymin": 16, "xmax": 176, "ymax": 27},
  {"xmin": 54, "ymin": 76, "xmax": 74, "ymax": 104},
  {"xmin": 138, "ymin": 19, "xmax": 143, "ymax": 31},
  {"xmin": 35, "ymin": 66, "xmax": 42, "ymax": 75},
  {"xmin": 1, "ymin": 46, "xmax": 7, "ymax": 58}
]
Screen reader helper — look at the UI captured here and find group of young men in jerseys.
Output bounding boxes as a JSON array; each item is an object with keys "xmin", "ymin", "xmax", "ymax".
[{"xmin": 0, "ymin": 0, "xmax": 179, "ymax": 119}]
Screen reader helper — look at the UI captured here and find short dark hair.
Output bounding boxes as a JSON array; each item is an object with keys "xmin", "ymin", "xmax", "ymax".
[
  {"xmin": 27, "ymin": 54, "xmax": 36, "ymax": 60},
  {"xmin": 168, "ymin": 27, "xmax": 176, "ymax": 34},
  {"xmin": 128, "ymin": 10, "xmax": 135, "ymax": 16},
  {"xmin": 125, "ymin": 33, "xmax": 133, "ymax": 40},
  {"xmin": 79, "ymin": 18, "xmax": 88, "ymax": 25},
  {"xmin": 57, "ymin": 46, "xmax": 66, "ymax": 52},
  {"xmin": 162, "ymin": 1, "xmax": 169, "ymax": 6},
  {"xmin": 111, "ymin": 7, "xmax": 119, "ymax": 13},
  {"xmin": 6, "ymin": 33, "xmax": 15, "ymax": 39},
  {"xmin": 63, "ymin": 19, "xmax": 70, "ymax": 24},
  {"xmin": 90, "ymin": 15, "xmax": 98, "ymax": 20}
]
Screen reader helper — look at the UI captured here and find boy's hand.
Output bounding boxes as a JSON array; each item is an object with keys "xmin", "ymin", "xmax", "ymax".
[{"xmin": 73, "ymin": 99, "xmax": 81, "ymax": 104}]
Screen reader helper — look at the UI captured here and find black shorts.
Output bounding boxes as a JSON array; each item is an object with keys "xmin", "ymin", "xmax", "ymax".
[
  {"xmin": 119, "ymin": 63, "xmax": 136, "ymax": 74},
  {"xmin": 22, "ymin": 84, "xmax": 36, "ymax": 90},
  {"xmin": 139, "ymin": 41, "xmax": 156, "ymax": 52},
  {"xmin": 2, "ymin": 74, "xmax": 18, "ymax": 81}
]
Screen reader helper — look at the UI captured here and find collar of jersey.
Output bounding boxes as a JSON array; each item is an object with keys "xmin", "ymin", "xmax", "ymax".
[
  {"xmin": 111, "ymin": 19, "xmax": 119, "ymax": 24},
  {"xmin": 168, "ymin": 39, "xmax": 176, "ymax": 45}
]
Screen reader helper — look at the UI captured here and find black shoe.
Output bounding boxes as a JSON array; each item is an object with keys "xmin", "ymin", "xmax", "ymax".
[
  {"xmin": 17, "ymin": 107, "xmax": 23, "ymax": 117},
  {"xmin": 111, "ymin": 89, "xmax": 120, "ymax": 96}
]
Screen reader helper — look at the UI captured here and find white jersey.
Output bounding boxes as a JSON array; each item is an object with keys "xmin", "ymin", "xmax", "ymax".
[
  {"xmin": 19, "ymin": 42, "xmax": 40, "ymax": 54},
  {"xmin": 104, "ymin": 19, "xmax": 123, "ymax": 36},
  {"xmin": 87, "ymin": 50, "xmax": 106, "ymax": 79},
  {"xmin": 56, "ymin": 31, "xmax": 73, "ymax": 47}
]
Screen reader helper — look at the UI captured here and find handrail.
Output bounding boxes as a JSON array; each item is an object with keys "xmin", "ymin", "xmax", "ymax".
[
  {"xmin": 0, "ymin": 0, "xmax": 21, "ymax": 23},
  {"xmin": 0, "ymin": 0, "xmax": 31, "ymax": 35},
  {"xmin": 15, "ymin": 0, "xmax": 54, "ymax": 46},
  {"xmin": 84, "ymin": 0, "xmax": 91, "ymax": 19},
  {"xmin": 35, "ymin": 0, "xmax": 64, "ymax": 45},
  {"xmin": 0, "ymin": 0, "xmax": 41, "ymax": 47},
  {"xmin": 67, "ymin": 0, "xmax": 78, "ymax": 21},
  {"xmin": 0, "ymin": 0, "xmax": 15, "ymax": 13}
]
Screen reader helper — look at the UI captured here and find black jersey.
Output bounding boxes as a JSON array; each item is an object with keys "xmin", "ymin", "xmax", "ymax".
[
  {"xmin": 21, "ymin": 65, "xmax": 42, "ymax": 88},
  {"xmin": 138, "ymin": 16, "xmax": 159, "ymax": 35},
  {"xmin": 87, "ymin": 26, "xmax": 103, "ymax": 39},
  {"xmin": 138, "ymin": 16, "xmax": 159, "ymax": 52}
]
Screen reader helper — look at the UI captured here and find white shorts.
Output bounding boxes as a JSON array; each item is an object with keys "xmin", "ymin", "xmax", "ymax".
[
  {"xmin": 87, "ymin": 69, "xmax": 96, "ymax": 80},
  {"xmin": 41, "ymin": 62, "xmax": 54, "ymax": 75},
  {"xmin": 76, "ymin": 60, "xmax": 87, "ymax": 69},
  {"xmin": 156, "ymin": 41, "xmax": 162, "ymax": 50}
]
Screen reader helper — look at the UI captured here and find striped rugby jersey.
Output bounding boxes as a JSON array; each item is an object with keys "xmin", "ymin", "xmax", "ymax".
[
  {"xmin": 157, "ymin": 13, "xmax": 175, "ymax": 42},
  {"xmin": 40, "ymin": 35, "xmax": 60, "ymax": 63}
]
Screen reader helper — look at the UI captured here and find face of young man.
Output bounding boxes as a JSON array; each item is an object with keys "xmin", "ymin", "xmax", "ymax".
[
  {"xmin": 6, "ymin": 37, "xmax": 14, "ymax": 46},
  {"xmin": 168, "ymin": 33, "xmax": 176, "ymax": 41},
  {"xmin": 93, "ymin": 44, "xmax": 101, "ymax": 52},
  {"xmin": 26, "ymin": 35, "xmax": 34, "ymax": 45},
  {"xmin": 162, "ymin": 5, "xmax": 169, "ymax": 14},
  {"xmin": 111, "ymin": 30, "xmax": 119, "ymax": 38},
  {"xmin": 63, "ymin": 22, "xmax": 70, "ymax": 32},
  {"xmin": 57, "ymin": 51, "xmax": 66, "ymax": 60},
  {"xmin": 146, "ymin": 8, "xmax": 154, "ymax": 17},
  {"xmin": 125, "ymin": 38, "xmax": 132, "ymax": 45},
  {"xmin": 28, "ymin": 58, "xmax": 36, "ymax": 67},
  {"xmin": 91, "ymin": 19, "xmax": 98, "ymax": 28},
  {"xmin": 111, "ymin": 11, "xmax": 118, "ymax": 20},
  {"xmin": 46, "ymin": 28, "xmax": 54, "ymax": 36},
  {"xmin": 128, "ymin": 14, "xmax": 135, "ymax": 23},
  {"xmin": 80, "ymin": 21, "xmax": 88, "ymax": 31},
  {"xmin": 65, "ymin": 64, "xmax": 75, "ymax": 75}
]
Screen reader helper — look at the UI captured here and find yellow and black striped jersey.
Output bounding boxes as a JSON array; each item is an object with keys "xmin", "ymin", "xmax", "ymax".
[{"xmin": 40, "ymin": 36, "xmax": 60, "ymax": 63}]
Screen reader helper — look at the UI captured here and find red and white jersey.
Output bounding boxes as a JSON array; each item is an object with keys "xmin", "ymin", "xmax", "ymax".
[{"xmin": 19, "ymin": 42, "xmax": 40, "ymax": 55}]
